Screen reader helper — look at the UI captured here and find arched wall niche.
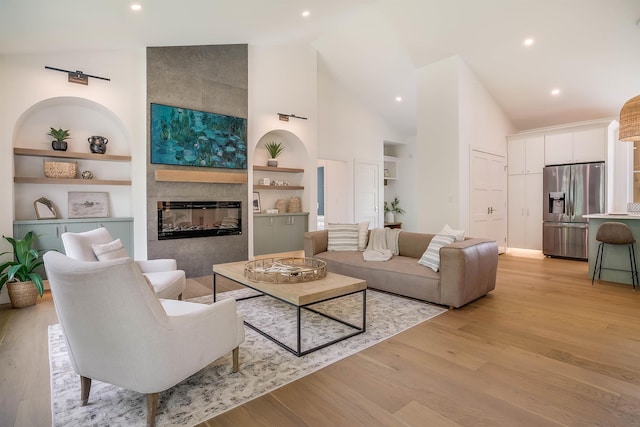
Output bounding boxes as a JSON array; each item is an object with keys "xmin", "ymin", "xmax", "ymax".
[
  {"xmin": 253, "ymin": 129, "xmax": 309, "ymax": 214},
  {"xmin": 12, "ymin": 96, "xmax": 132, "ymax": 220},
  {"xmin": 13, "ymin": 96, "xmax": 131, "ymax": 155}
]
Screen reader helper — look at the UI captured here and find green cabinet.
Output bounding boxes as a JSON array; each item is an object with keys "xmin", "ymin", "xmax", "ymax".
[
  {"xmin": 13, "ymin": 218, "xmax": 134, "ymax": 279},
  {"xmin": 254, "ymin": 213, "xmax": 308, "ymax": 256}
]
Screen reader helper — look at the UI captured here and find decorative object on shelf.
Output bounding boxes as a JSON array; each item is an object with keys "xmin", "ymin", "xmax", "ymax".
[
  {"xmin": 264, "ymin": 141, "xmax": 285, "ymax": 167},
  {"xmin": 81, "ymin": 170, "xmax": 94, "ymax": 180},
  {"xmin": 45, "ymin": 66, "xmax": 111, "ymax": 85},
  {"xmin": 43, "ymin": 160, "xmax": 77, "ymax": 179},
  {"xmin": 619, "ymin": 94, "xmax": 640, "ymax": 142},
  {"xmin": 384, "ymin": 169, "xmax": 390, "ymax": 177},
  {"xmin": 34, "ymin": 197, "xmax": 58, "ymax": 219},
  {"xmin": 288, "ymin": 196, "xmax": 301, "ymax": 213},
  {"xmin": 252, "ymin": 192, "xmax": 261, "ymax": 213},
  {"xmin": 68, "ymin": 191, "xmax": 109, "ymax": 218},
  {"xmin": 244, "ymin": 257, "xmax": 326, "ymax": 283},
  {"xmin": 265, "ymin": 209, "xmax": 279, "ymax": 214},
  {"xmin": 88, "ymin": 136, "xmax": 108, "ymax": 154},
  {"xmin": 47, "ymin": 127, "xmax": 71, "ymax": 151},
  {"xmin": 150, "ymin": 103, "xmax": 247, "ymax": 169},
  {"xmin": 0, "ymin": 231, "xmax": 45, "ymax": 308},
  {"xmin": 277, "ymin": 113, "xmax": 308, "ymax": 122},
  {"xmin": 384, "ymin": 196, "xmax": 405, "ymax": 223},
  {"xmin": 275, "ymin": 199, "xmax": 286, "ymax": 214},
  {"xmin": 260, "ymin": 177, "xmax": 271, "ymax": 185}
]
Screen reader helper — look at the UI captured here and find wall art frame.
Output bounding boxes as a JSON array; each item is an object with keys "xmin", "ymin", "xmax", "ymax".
[
  {"xmin": 252, "ymin": 192, "xmax": 261, "ymax": 213},
  {"xmin": 68, "ymin": 192, "xmax": 110, "ymax": 218}
]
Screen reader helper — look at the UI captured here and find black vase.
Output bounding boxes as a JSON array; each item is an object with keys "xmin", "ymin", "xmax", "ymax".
[{"xmin": 51, "ymin": 140, "xmax": 67, "ymax": 151}]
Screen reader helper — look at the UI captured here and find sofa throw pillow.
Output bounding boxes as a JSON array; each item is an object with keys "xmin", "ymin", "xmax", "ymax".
[
  {"xmin": 441, "ymin": 224, "xmax": 465, "ymax": 242},
  {"xmin": 417, "ymin": 233, "xmax": 456, "ymax": 272},
  {"xmin": 358, "ymin": 221, "xmax": 370, "ymax": 251},
  {"xmin": 327, "ymin": 223, "xmax": 359, "ymax": 251},
  {"xmin": 91, "ymin": 239, "xmax": 129, "ymax": 261}
]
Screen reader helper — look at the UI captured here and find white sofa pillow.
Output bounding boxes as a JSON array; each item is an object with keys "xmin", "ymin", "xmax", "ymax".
[
  {"xmin": 418, "ymin": 233, "xmax": 456, "ymax": 272},
  {"xmin": 358, "ymin": 221, "xmax": 370, "ymax": 251},
  {"xmin": 327, "ymin": 223, "xmax": 359, "ymax": 251},
  {"xmin": 441, "ymin": 224, "xmax": 465, "ymax": 242},
  {"xmin": 92, "ymin": 239, "xmax": 129, "ymax": 261}
]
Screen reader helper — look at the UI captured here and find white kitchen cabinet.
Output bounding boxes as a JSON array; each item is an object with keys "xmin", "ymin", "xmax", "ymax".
[
  {"xmin": 545, "ymin": 127, "xmax": 605, "ymax": 165},
  {"xmin": 508, "ymin": 174, "xmax": 542, "ymax": 250},
  {"xmin": 507, "ymin": 135, "xmax": 544, "ymax": 175}
]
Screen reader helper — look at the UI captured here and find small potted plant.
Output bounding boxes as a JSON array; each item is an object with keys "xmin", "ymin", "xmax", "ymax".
[
  {"xmin": 48, "ymin": 127, "xmax": 71, "ymax": 151},
  {"xmin": 0, "ymin": 231, "xmax": 45, "ymax": 308},
  {"xmin": 384, "ymin": 196, "xmax": 405, "ymax": 223},
  {"xmin": 264, "ymin": 141, "xmax": 285, "ymax": 167}
]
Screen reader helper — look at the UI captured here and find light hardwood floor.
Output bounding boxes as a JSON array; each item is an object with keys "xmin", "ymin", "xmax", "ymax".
[{"xmin": 2, "ymin": 253, "xmax": 640, "ymax": 426}]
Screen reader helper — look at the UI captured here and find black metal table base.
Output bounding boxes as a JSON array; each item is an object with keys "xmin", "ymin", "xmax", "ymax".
[{"xmin": 214, "ymin": 273, "xmax": 367, "ymax": 357}]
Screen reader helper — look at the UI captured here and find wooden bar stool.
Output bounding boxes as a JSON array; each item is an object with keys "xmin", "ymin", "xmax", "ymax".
[{"xmin": 592, "ymin": 222, "xmax": 638, "ymax": 290}]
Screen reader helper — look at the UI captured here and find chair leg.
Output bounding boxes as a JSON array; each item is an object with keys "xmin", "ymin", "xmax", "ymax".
[
  {"xmin": 630, "ymin": 244, "xmax": 638, "ymax": 291},
  {"xmin": 592, "ymin": 243, "xmax": 604, "ymax": 285},
  {"xmin": 178, "ymin": 293, "xmax": 183, "ymax": 301},
  {"xmin": 80, "ymin": 376, "xmax": 92, "ymax": 406},
  {"xmin": 232, "ymin": 346, "xmax": 240, "ymax": 373},
  {"xmin": 146, "ymin": 393, "xmax": 159, "ymax": 427}
]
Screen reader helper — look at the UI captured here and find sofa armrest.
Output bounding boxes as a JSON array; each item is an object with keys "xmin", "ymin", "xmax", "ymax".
[
  {"xmin": 304, "ymin": 230, "xmax": 329, "ymax": 257},
  {"xmin": 439, "ymin": 238, "xmax": 498, "ymax": 308}
]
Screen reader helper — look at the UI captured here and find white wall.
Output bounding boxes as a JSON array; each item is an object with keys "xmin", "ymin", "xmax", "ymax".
[
  {"xmin": 415, "ymin": 56, "xmax": 513, "ymax": 233},
  {"xmin": 317, "ymin": 60, "xmax": 405, "ymax": 228},
  {"xmin": 248, "ymin": 45, "xmax": 318, "ymax": 251},
  {"xmin": 0, "ymin": 49, "xmax": 146, "ymax": 303}
]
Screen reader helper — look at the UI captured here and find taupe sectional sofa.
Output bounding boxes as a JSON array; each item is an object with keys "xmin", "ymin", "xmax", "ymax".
[{"xmin": 304, "ymin": 229, "xmax": 498, "ymax": 308}]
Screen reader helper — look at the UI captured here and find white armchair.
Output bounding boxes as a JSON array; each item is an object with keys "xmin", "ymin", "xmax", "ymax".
[
  {"xmin": 61, "ymin": 227, "xmax": 186, "ymax": 300},
  {"xmin": 43, "ymin": 251, "xmax": 245, "ymax": 427}
]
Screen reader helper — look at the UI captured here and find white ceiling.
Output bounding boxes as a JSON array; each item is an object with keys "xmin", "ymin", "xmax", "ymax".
[{"xmin": 2, "ymin": 0, "xmax": 640, "ymax": 136}]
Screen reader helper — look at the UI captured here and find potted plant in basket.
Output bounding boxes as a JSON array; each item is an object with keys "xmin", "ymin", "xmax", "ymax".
[
  {"xmin": 0, "ymin": 231, "xmax": 45, "ymax": 308},
  {"xmin": 384, "ymin": 196, "xmax": 405, "ymax": 223},
  {"xmin": 264, "ymin": 141, "xmax": 285, "ymax": 167},
  {"xmin": 47, "ymin": 127, "xmax": 71, "ymax": 151}
]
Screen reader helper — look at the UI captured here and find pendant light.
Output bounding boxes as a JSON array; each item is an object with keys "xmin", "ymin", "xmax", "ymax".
[{"xmin": 619, "ymin": 95, "xmax": 640, "ymax": 141}]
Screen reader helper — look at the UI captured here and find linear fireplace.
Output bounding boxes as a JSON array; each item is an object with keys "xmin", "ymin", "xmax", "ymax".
[{"xmin": 157, "ymin": 201, "xmax": 242, "ymax": 240}]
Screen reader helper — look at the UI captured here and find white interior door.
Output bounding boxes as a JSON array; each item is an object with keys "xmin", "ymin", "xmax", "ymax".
[
  {"xmin": 470, "ymin": 149, "xmax": 506, "ymax": 253},
  {"xmin": 354, "ymin": 160, "xmax": 379, "ymax": 228}
]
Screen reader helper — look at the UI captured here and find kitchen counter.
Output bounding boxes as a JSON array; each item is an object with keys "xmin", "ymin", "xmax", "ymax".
[{"xmin": 585, "ymin": 214, "xmax": 640, "ymax": 286}]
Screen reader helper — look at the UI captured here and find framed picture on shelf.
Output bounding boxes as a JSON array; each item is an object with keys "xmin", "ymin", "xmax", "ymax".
[
  {"xmin": 252, "ymin": 192, "xmax": 261, "ymax": 213},
  {"xmin": 68, "ymin": 192, "xmax": 110, "ymax": 218}
]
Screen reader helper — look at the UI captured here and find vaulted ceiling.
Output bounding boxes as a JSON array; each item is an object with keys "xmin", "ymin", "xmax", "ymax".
[{"xmin": 2, "ymin": 0, "xmax": 639, "ymax": 137}]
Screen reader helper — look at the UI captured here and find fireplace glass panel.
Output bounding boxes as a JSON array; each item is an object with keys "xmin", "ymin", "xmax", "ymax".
[{"xmin": 157, "ymin": 201, "xmax": 242, "ymax": 240}]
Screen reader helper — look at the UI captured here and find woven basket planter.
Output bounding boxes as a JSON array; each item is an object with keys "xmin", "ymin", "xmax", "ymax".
[
  {"xmin": 7, "ymin": 281, "xmax": 38, "ymax": 308},
  {"xmin": 43, "ymin": 160, "xmax": 77, "ymax": 179},
  {"xmin": 288, "ymin": 196, "xmax": 301, "ymax": 213}
]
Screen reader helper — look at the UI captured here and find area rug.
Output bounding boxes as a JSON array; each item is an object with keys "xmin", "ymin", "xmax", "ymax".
[{"xmin": 49, "ymin": 289, "xmax": 446, "ymax": 426}]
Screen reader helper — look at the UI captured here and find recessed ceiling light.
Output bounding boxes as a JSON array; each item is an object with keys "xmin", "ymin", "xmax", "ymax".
[
  {"xmin": 395, "ymin": 96, "xmax": 402, "ymax": 102},
  {"xmin": 130, "ymin": 3, "xmax": 142, "ymax": 11},
  {"xmin": 302, "ymin": 10, "xmax": 310, "ymax": 17},
  {"xmin": 551, "ymin": 88, "xmax": 560, "ymax": 96},
  {"xmin": 523, "ymin": 38, "xmax": 534, "ymax": 46}
]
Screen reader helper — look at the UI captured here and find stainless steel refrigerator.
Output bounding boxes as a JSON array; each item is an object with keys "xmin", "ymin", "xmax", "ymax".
[{"xmin": 543, "ymin": 162, "xmax": 605, "ymax": 259}]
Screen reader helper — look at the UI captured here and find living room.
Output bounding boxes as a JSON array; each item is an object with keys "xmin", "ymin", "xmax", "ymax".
[{"xmin": 2, "ymin": 1, "xmax": 640, "ymax": 426}]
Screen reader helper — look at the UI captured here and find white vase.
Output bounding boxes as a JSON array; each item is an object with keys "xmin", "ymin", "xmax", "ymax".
[{"xmin": 385, "ymin": 212, "xmax": 395, "ymax": 223}]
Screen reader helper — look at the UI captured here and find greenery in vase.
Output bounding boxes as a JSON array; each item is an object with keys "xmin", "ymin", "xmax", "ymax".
[
  {"xmin": 264, "ymin": 141, "xmax": 285, "ymax": 159},
  {"xmin": 0, "ymin": 231, "xmax": 45, "ymax": 297},
  {"xmin": 47, "ymin": 127, "xmax": 71, "ymax": 143},
  {"xmin": 384, "ymin": 196, "xmax": 406, "ymax": 215}
]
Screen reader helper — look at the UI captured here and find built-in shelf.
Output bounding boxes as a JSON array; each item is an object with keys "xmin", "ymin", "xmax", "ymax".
[
  {"xmin": 14, "ymin": 147, "xmax": 131, "ymax": 162},
  {"xmin": 154, "ymin": 169, "xmax": 247, "ymax": 184},
  {"xmin": 253, "ymin": 165, "xmax": 304, "ymax": 173},
  {"xmin": 254, "ymin": 185, "xmax": 304, "ymax": 190},
  {"xmin": 14, "ymin": 177, "xmax": 131, "ymax": 185}
]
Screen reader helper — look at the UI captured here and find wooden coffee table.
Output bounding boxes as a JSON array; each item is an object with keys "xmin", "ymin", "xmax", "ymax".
[{"xmin": 213, "ymin": 260, "xmax": 367, "ymax": 356}]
